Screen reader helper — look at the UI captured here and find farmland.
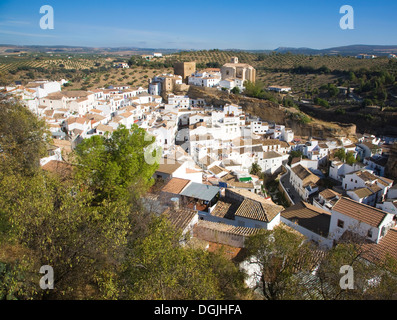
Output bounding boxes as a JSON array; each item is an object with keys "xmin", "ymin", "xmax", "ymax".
[
  {"xmin": 0, "ymin": 53, "xmax": 172, "ymax": 89},
  {"xmin": 1, "ymin": 51, "xmax": 395, "ymax": 91}
]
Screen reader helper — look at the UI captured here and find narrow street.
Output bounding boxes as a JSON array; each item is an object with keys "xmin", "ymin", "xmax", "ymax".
[{"xmin": 279, "ymin": 169, "xmax": 300, "ymax": 205}]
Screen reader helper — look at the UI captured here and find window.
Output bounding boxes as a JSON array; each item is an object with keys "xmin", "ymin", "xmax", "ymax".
[
  {"xmin": 337, "ymin": 219, "xmax": 345, "ymax": 229},
  {"xmin": 367, "ymin": 230, "xmax": 373, "ymax": 238}
]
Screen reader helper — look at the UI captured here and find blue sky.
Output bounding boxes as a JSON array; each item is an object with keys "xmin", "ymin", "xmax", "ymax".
[{"xmin": 0, "ymin": 0, "xmax": 396, "ymax": 50}]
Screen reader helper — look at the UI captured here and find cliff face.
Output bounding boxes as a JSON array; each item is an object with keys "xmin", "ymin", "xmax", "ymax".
[
  {"xmin": 298, "ymin": 103, "xmax": 397, "ymax": 136},
  {"xmin": 184, "ymin": 86, "xmax": 357, "ymax": 140},
  {"xmin": 386, "ymin": 143, "xmax": 397, "ymax": 181}
]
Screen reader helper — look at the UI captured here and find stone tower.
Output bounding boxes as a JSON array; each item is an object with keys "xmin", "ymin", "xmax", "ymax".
[{"xmin": 174, "ymin": 61, "xmax": 196, "ymax": 84}]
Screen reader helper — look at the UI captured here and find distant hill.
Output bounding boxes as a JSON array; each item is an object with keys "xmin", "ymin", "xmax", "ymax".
[
  {"xmin": 1, "ymin": 44, "xmax": 397, "ymax": 57},
  {"xmin": 0, "ymin": 45, "xmax": 182, "ymax": 55},
  {"xmin": 273, "ymin": 45, "xmax": 397, "ymax": 56}
]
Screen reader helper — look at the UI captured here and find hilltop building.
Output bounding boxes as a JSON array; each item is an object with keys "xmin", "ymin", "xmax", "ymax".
[
  {"xmin": 220, "ymin": 57, "xmax": 256, "ymax": 90},
  {"xmin": 174, "ymin": 61, "xmax": 196, "ymax": 84}
]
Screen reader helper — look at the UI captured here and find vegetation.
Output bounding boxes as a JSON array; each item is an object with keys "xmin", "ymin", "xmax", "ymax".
[
  {"xmin": 334, "ymin": 149, "xmax": 357, "ymax": 165},
  {"xmin": 287, "ymin": 151, "xmax": 304, "ymax": 166},
  {"xmin": 0, "ymin": 98, "xmax": 249, "ymax": 300},
  {"xmin": 245, "ymin": 226, "xmax": 319, "ymax": 300},
  {"xmin": 249, "ymin": 162, "xmax": 262, "ymax": 177},
  {"xmin": 245, "ymin": 227, "xmax": 397, "ymax": 300}
]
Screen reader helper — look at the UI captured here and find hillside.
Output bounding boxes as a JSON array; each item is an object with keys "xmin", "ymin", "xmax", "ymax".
[{"xmin": 184, "ymin": 86, "xmax": 356, "ymax": 140}]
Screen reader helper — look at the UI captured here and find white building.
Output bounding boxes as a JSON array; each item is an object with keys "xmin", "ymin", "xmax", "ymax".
[
  {"xmin": 188, "ymin": 69, "xmax": 221, "ymax": 88},
  {"xmin": 342, "ymin": 170, "xmax": 393, "ymax": 203},
  {"xmin": 267, "ymin": 86, "xmax": 292, "ymax": 93},
  {"xmin": 168, "ymin": 94, "xmax": 190, "ymax": 108},
  {"xmin": 329, "ymin": 160, "xmax": 363, "ymax": 182},
  {"xmin": 330, "ymin": 197, "xmax": 395, "ymax": 244},
  {"xmin": 289, "ymin": 164, "xmax": 320, "ymax": 201}
]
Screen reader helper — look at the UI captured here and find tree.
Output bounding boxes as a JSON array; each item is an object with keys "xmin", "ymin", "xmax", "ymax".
[
  {"xmin": 243, "ymin": 81, "xmax": 264, "ymax": 99},
  {"xmin": 0, "ymin": 98, "xmax": 50, "ymax": 175},
  {"xmin": 231, "ymin": 86, "xmax": 240, "ymax": 94},
  {"xmin": 334, "ymin": 148, "xmax": 346, "ymax": 162},
  {"xmin": 0, "ymin": 170, "xmax": 131, "ymax": 299},
  {"xmin": 327, "ymin": 84, "xmax": 339, "ymax": 98},
  {"xmin": 288, "ymin": 150, "xmax": 303, "ymax": 166},
  {"xmin": 315, "ymin": 240, "xmax": 397, "ymax": 300},
  {"xmin": 314, "ymin": 97, "xmax": 330, "ymax": 109},
  {"xmin": 245, "ymin": 226, "xmax": 319, "ymax": 300},
  {"xmin": 0, "ymin": 71, "xmax": 10, "ymax": 86},
  {"xmin": 250, "ymin": 162, "xmax": 262, "ymax": 176},
  {"xmin": 346, "ymin": 151, "xmax": 357, "ymax": 165},
  {"xmin": 121, "ymin": 216, "xmax": 232, "ymax": 299},
  {"xmin": 74, "ymin": 125, "xmax": 159, "ymax": 204}
]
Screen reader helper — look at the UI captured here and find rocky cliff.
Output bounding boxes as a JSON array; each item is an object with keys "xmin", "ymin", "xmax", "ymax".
[
  {"xmin": 182, "ymin": 86, "xmax": 357, "ymax": 140},
  {"xmin": 386, "ymin": 142, "xmax": 397, "ymax": 181}
]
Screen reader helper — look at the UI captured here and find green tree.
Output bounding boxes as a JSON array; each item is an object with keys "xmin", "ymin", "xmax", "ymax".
[
  {"xmin": 245, "ymin": 226, "xmax": 318, "ymax": 300},
  {"xmin": 0, "ymin": 171, "xmax": 131, "ymax": 299},
  {"xmin": 231, "ymin": 86, "xmax": 241, "ymax": 94},
  {"xmin": 0, "ymin": 98, "xmax": 50, "ymax": 175},
  {"xmin": 250, "ymin": 162, "xmax": 262, "ymax": 176},
  {"xmin": 288, "ymin": 150, "xmax": 304, "ymax": 166},
  {"xmin": 74, "ymin": 125, "xmax": 159, "ymax": 204},
  {"xmin": 122, "ymin": 216, "xmax": 228, "ymax": 299},
  {"xmin": 334, "ymin": 148, "xmax": 346, "ymax": 162},
  {"xmin": 315, "ymin": 241, "xmax": 397, "ymax": 300},
  {"xmin": 327, "ymin": 84, "xmax": 339, "ymax": 98},
  {"xmin": 346, "ymin": 151, "xmax": 357, "ymax": 165}
]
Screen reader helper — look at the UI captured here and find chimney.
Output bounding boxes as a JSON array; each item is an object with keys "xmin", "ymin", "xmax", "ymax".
[{"xmin": 170, "ymin": 197, "xmax": 180, "ymax": 210}]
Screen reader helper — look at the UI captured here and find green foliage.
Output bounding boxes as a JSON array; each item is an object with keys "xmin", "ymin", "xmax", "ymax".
[
  {"xmin": 314, "ymin": 97, "xmax": 330, "ymax": 108},
  {"xmin": 314, "ymin": 242, "xmax": 397, "ymax": 300},
  {"xmin": 231, "ymin": 86, "xmax": 241, "ymax": 94},
  {"xmin": 335, "ymin": 108, "xmax": 346, "ymax": 115},
  {"xmin": 245, "ymin": 226, "xmax": 318, "ymax": 300},
  {"xmin": 0, "ymin": 98, "xmax": 50, "ymax": 175},
  {"xmin": 290, "ymin": 111, "xmax": 312, "ymax": 124},
  {"xmin": 327, "ymin": 84, "xmax": 339, "ymax": 97},
  {"xmin": 334, "ymin": 148, "xmax": 346, "ymax": 162},
  {"xmin": 122, "ymin": 216, "xmax": 247, "ymax": 300},
  {"xmin": 288, "ymin": 150, "xmax": 303, "ymax": 166},
  {"xmin": 250, "ymin": 162, "xmax": 262, "ymax": 177},
  {"xmin": 0, "ymin": 170, "xmax": 132, "ymax": 298},
  {"xmin": 283, "ymin": 96, "xmax": 298, "ymax": 109},
  {"xmin": 243, "ymin": 81, "xmax": 279, "ymax": 103},
  {"xmin": 74, "ymin": 125, "xmax": 159, "ymax": 204},
  {"xmin": 346, "ymin": 151, "xmax": 357, "ymax": 165}
]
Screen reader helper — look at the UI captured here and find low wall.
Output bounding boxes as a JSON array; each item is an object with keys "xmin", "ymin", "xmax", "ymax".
[{"xmin": 193, "ymin": 224, "xmax": 246, "ymax": 248}]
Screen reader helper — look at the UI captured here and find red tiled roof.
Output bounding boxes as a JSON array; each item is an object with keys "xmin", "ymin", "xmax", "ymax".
[
  {"xmin": 161, "ymin": 178, "xmax": 191, "ymax": 194},
  {"xmin": 333, "ymin": 197, "xmax": 388, "ymax": 228}
]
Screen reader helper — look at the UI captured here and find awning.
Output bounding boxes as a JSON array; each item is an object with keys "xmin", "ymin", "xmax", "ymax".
[{"xmin": 239, "ymin": 177, "xmax": 252, "ymax": 182}]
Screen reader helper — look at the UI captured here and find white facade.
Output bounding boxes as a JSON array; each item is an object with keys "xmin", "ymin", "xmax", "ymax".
[
  {"xmin": 168, "ymin": 94, "xmax": 190, "ymax": 108},
  {"xmin": 330, "ymin": 202, "xmax": 394, "ymax": 244}
]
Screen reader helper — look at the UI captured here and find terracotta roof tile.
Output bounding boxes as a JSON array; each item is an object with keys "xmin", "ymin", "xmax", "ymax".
[
  {"xmin": 161, "ymin": 178, "xmax": 191, "ymax": 194},
  {"xmin": 333, "ymin": 197, "xmax": 388, "ymax": 228},
  {"xmin": 282, "ymin": 201, "xmax": 331, "ymax": 237}
]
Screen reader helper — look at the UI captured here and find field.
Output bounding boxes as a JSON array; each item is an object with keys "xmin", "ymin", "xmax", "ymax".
[
  {"xmin": 0, "ymin": 50, "xmax": 394, "ymax": 92},
  {"xmin": 0, "ymin": 53, "xmax": 173, "ymax": 89},
  {"xmin": 177, "ymin": 50, "xmax": 393, "ymax": 92}
]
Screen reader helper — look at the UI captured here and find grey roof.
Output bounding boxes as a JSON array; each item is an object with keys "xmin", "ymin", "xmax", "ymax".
[{"xmin": 180, "ymin": 182, "xmax": 220, "ymax": 202}]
